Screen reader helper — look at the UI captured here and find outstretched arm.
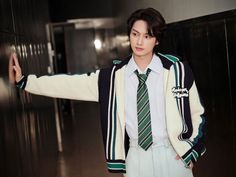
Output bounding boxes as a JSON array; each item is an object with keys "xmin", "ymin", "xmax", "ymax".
[{"xmin": 9, "ymin": 53, "xmax": 99, "ymax": 102}]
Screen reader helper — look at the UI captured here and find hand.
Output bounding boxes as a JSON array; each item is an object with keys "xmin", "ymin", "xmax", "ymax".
[
  {"xmin": 175, "ymin": 155, "xmax": 181, "ymax": 160},
  {"xmin": 175, "ymin": 155, "xmax": 194, "ymax": 169},
  {"xmin": 189, "ymin": 162, "xmax": 194, "ymax": 169},
  {"xmin": 9, "ymin": 53, "xmax": 22, "ymax": 83}
]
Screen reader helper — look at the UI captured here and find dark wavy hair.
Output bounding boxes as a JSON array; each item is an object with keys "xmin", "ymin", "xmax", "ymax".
[{"xmin": 127, "ymin": 8, "xmax": 166, "ymax": 43}]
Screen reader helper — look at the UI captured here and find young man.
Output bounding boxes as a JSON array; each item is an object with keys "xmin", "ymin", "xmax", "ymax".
[{"xmin": 11, "ymin": 8, "xmax": 206, "ymax": 177}]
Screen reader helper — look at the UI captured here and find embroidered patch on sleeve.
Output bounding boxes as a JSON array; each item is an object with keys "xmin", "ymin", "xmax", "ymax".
[{"xmin": 172, "ymin": 86, "xmax": 189, "ymax": 98}]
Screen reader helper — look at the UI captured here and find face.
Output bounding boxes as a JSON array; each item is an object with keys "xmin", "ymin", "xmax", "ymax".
[{"xmin": 129, "ymin": 20, "xmax": 158, "ymax": 59}]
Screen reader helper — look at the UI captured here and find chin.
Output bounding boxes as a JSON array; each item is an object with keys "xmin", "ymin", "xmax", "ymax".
[
  {"xmin": 133, "ymin": 53, "xmax": 143, "ymax": 58},
  {"xmin": 134, "ymin": 50, "xmax": 145, "ymax": 56}
]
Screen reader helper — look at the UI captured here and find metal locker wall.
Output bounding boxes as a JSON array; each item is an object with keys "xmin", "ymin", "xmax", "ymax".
[
  {"xmin": 159, "ymin": 10, "xmax": 236, "ymax": 177},
  {"xmin": 0, "ymin": 0, "xmax": 58, "ymax": 177}
]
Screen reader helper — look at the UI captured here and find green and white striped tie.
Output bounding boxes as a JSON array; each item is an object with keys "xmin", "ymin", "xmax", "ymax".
[{"xmin": 135, "ymin": 68, "xmax": 153, "ymax": 151}]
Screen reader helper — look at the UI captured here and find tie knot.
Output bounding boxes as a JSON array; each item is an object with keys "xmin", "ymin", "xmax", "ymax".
[{"xmin": 135, "ymin": 68, "xmax": 151, "ymax": 84}]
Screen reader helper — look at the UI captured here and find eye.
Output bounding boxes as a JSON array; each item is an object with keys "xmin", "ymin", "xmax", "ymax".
[
  {"xmin": 131, "ymin": 32, "xmax": 137, "ymax": 37},
  {"xmin": 144, "ymin": 34, "xmax": 151, "ymax": 39}
]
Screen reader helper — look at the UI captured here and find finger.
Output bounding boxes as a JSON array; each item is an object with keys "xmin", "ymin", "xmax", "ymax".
[
  {"xmin": 13, "ymin": 65, "xmax": 21, "ymax": 74},
  {"xmin": 9, "ymin": 53, "xmax": 13, "ymax": 64},
  {"xmin": 189, "ymin": 162, "xmax": 194, "ymax": 169},
  {"xmin": 175, "ymin": 155, "xmax": 181, "ymax": 160},
  {"xmin": 12, "ymin": 53, "xmax": 20, "ymax": 68},
  {"xmin": 13, "ymin": 66, "xmax": 22, "ymax": 82},
  {"xmin": 13, "ymin": 66, "xmax": 18, "ymax": 72}
]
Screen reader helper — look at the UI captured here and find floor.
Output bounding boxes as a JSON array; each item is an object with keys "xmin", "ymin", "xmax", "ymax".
[
  {"xmin": 56, "ymin": 101, "xmax": 122, "ymax": 177},
  {"xmin": 54, "ymin": 101, "xmax": 236, "ymax": 177}
]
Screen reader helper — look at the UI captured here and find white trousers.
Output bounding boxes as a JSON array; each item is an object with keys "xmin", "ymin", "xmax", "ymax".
[{"xmin": 124, "ymin": 139, "xmax": 193, "ymax": 177}]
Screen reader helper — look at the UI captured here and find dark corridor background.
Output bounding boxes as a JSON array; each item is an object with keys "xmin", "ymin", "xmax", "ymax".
[
  {"xmin": 160, "ymin": 10, "xmax": 236, "ymax": 177},
  {"xmin": 0, "ymin": 0, "xmax": 236, "ymax": 177}
]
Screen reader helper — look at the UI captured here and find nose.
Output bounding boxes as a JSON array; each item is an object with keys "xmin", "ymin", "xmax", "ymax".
[{"xmin": 137, "ymin": 36, "xmax": 143, "ymax": 45}]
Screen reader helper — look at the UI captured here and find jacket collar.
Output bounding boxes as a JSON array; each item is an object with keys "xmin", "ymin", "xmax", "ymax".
[{"xmin": 115, "ymin": 52, "xmax": 176, "ymax": 71}]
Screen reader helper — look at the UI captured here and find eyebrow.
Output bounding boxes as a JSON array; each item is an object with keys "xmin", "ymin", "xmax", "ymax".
[{"xmin": 131, "ymin": 28, "xmax": 149, "ymax": 35}]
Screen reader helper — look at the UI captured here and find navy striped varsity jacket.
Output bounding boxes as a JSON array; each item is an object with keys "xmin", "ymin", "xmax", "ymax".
[{"xmin": 17, "ymin": 53, "xmax": 206, "ymax": 173}]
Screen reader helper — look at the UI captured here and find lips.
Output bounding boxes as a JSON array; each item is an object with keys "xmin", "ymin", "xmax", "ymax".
[{"xmin": 135, "ymin": 47, "xmax": 144, "ymax": 51}]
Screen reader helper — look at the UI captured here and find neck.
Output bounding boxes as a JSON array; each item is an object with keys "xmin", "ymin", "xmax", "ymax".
[{"xmin": 133, "ymin": 53, "xmax": 153, "ymax": 71}]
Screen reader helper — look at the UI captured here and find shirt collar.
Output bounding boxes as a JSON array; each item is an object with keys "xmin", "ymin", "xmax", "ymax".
[{"xmin": 126, "ymin": 54, "xmax": 163, "ymax": 76}]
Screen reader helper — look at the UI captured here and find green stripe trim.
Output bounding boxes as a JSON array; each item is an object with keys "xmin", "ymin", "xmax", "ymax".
[
  {"xmin": 19, "ymin": 82, "xmax": 25, "ymax": 89},
  {"xmin": 107, "ymin": 162, "xmax": 126, "ymax": 170},
  {"xmin": 113, "ymin": 59, "xmax": 122, "ymax": 65},
  {"xmin": 192, "ymin": 115, "xmax": 206, "ymax": 145},
  {"xmin": 201, "ymin": 147, "xmax": 207, "ymax": 155},
  {"xmin": 192, "ymin": 150, "xmax": 199, "ymax": 161},
  {"xmin": 186, "ymin": 140, "xmax": 193, "ymax": 147},
  {"xmin": 183, "ymin": 149, "xmax": 200, "ymax": 165},
  {"xmin": 158, "ymin": 53, "xmax": 179, "ymax": 63},
  {"xmin": 164, "ymin": 54, "xmax": 179, "ymax": 62},
  {"xmin": 183, "ymin": 153, "xmax": 192, "ymax": 165}
]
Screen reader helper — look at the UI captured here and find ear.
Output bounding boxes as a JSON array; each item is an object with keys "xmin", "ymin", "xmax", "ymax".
[{"xmin": 155, "ymin": 40, "xmax": 159, "ymax": 45}]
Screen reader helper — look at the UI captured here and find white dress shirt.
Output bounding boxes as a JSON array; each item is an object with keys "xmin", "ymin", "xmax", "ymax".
[{"xmin": 124, "ymin": 54, "xmax": 168, "ymax": 142}]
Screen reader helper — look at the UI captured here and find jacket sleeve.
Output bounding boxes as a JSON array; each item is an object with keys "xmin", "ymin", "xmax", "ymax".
[
  {"xmin": 183, "ymin": 62, "xmax": 206, "ymax": 166},
  {"xmin": 16, "ymin": 70, "xmax": 100, "ymax": 102},
  {"xmin": 189, "ymin": 81, "xmax": 206, "ymax": 160}
]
